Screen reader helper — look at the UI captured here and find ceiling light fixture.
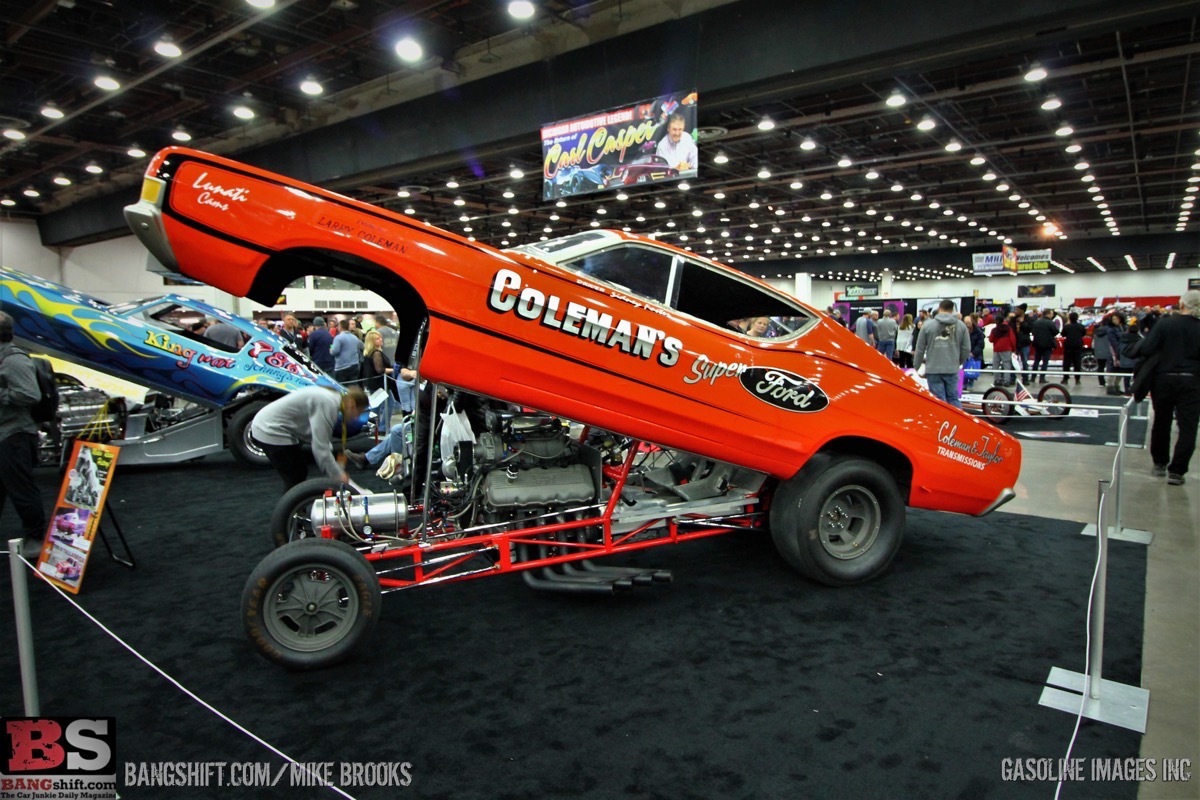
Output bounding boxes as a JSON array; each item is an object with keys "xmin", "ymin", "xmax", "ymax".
[
  {"xmin": 1087, "ymin": 257, "xmax": 1107, "ymax": 272},
  {"xmin": 84, "ymin": 162, "xmax": 103, "ymax": 175},
  {"xmin": 713, "ymin": 151, "xmax": 729, "ymax": 164},
  {"xmin": 94, "ymin": 75, "xmax": 121, "ymax": 91},
  {"xmin": 1055, "ymin": 124, "xmax": 1074, "ymax": 137},
  {"xmin": 233, "ymin": 105, "xmax": 255, "ymax": 120},
  {"xmin": 837, "ymin": 157, "xmax": 852, "ymax": 168},
  {"xmin": 916, "ymin": 116, "xmax": 936, "ymax": 131},
  {"xmin": 1024, "ymin": 63, "xmax": 1048, "ymax": 82},
  {"xmin": 3, "ymin": 129, "xmax": 26, "ymax": 141},
  {"xmin": 799, "ymin": 137, "xmax": 817, "ymax": 151},
  {"xmin": 171, "ymin": 128, "xmax": 191, "ymax": 142},
  {"xmin": 299, "ymin": 76, "xmax": 323, "ymax": 95},
  {"xmin": 944, "ymin": 140, "xmax": 962, "ymax": 152},
  {"xmin": 0, "ymin": 197, "xmax": 14, "ymax": 207},
  {"xmin": 1124, "ymin": 255, "xmax": 1138, "ymax": 271},
  {"xmin": 394, "ymin": 37, "xmax": 423, "ymax": 62},
  {"xmin": 127, "ymin": 146, "xmax": 146, "ymax": 158},
  {"xmin": 40, "ymin": 103, "xmax": 64, "ymax": 120},
  {"xmin": 1040, "ymin": 94, "xmax": 1062, "ymax": 111},
  {"xmin": 508, "ymin": 1, "xmax": 536, "ymax": 20},
  {"xmin": 757, "ymin": 166, "xmax": 771, "ymax": 179},
  {"xmin": 245, "ymin": 0, "xmax": 276, "ymax": 8},
  {"xmin": 52, "ymin": 174, "xmax": 71, "ymax": 186},
  {"xmin": 885, "ymin": 90, "xmax": 906, "ymax": 107},
  {"xmin": 789, "ymin": 179, "xmax": 803, "ymax": 190},
  {"xmin": 154, "ymin": 37, "xmax": 182, "ymax": 58},
  {"xmin": 22, "ymin": 187, "xmax": 40, "ymax": 198},
  {"xmin": 865, "ymin": 170, "xmax": 879, "ymax": 180},
  {"xmin": 757, "ymin": 116, "xmax": 775, "ymax": 131}
]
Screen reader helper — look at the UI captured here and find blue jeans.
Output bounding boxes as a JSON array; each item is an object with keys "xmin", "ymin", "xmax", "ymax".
[
  {"xmin": 927, "ymin": 372, "xmax": 962, "ymax": 408},
  {"xmin": 878, "ymin": 341, "xmax": 895, "ymax": 361},
  {"xmin": 366, "ymin": 418, "xmax": 411, "ymax": 466}
]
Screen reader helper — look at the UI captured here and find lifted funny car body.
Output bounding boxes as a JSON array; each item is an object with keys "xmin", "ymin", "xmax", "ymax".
[
  {"xmin": 0, "ymin": 266, "xmax": 340, "ymax": 465},
  {"xmin": 124, "ymin": 148, "xmax": 1021, "ymax": 668}
]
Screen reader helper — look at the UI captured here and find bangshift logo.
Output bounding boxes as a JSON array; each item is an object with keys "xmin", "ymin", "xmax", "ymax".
[{"xmin": 2, "ymin": 717, "xmax": 116, "ymax": 799}]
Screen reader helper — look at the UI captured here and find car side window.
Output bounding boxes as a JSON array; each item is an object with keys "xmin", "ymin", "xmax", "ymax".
[
  {"xmin": 672, "ymin": 258, "xmax": 811, "ymax": 337},
  {"xmin": 564, "ymin": 246, "xmax": 675, "ymax": 305}
]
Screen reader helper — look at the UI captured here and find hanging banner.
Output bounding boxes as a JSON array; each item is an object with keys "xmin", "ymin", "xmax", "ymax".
[
  {"xmin": 844, "ymin": 282, "xmax": 879, "ymax": 298},
  {"xmin": 1018, "ymin": 284, "xmax": 1056, "ymax": 298},
  {"xmin": 973, "ymin": 248, "xmax": 1052, "ymax": 275},
  {"xmin": 1001, "ymin": 245, "xmax": 1018, "ymax": 273},
  {"xmin": 541, "ymin": 90, "xmax": 698, "ymax": 201},
  {"xmin": 32, "ymin": 441, "xmax": 121, "ymax": 594}
]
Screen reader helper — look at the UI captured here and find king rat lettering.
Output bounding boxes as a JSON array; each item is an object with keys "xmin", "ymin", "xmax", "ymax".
[{"xmin": 487, "ymin": 268, "xmax": 681, "ymax": 367}]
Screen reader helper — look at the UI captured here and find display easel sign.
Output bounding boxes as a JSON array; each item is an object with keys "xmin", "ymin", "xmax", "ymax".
[{"xmin": 33, "ymin": 440, "xmax": 120, "ymax": 594}]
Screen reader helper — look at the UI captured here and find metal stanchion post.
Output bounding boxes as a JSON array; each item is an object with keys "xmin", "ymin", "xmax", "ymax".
[
  {"xmin": 1082, "ymin": 401, "xmax": 1153, "ymax": 544},
  {"xmin": 1037, "ymin": 477, "xmax": 1150, "ymax": 731},
  {"xmin": 8, "ymin": 537, "xmax": 40, "ymax": 715},
  {"xmin": 1089, "ymin": 489, "xmax": 1108, "ymax": 701}
]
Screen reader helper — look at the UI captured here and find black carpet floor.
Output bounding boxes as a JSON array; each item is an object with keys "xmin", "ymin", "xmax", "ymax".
[{"xmin": 1, "ymin": 449, "xmax": 1147, "ymax": 799}]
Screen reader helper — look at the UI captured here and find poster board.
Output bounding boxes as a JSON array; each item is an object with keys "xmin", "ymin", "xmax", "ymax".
[
  {"xmin": 32, "ymin": 441, "xmax": 120, "ymax": 594},
  {"xmin": 541, "ymin": 89, "xmax": 698, "ymax": 201}
]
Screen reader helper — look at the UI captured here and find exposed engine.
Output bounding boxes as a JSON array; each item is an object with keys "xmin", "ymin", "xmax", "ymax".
[
  {"xmin": 471, "ymin": 411, "xmax": 597, "ymax": 514},
  {"xmin": 38, "ymin": 383, "xmax": 126, "ymax": 464}
]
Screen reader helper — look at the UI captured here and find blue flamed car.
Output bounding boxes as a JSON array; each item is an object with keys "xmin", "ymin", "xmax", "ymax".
[{"xmin": 0, "ymin": 266, "xmax": 341, "ymax": 466}]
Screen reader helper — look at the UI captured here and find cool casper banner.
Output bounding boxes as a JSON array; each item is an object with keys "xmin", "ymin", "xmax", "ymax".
[
  {"xmin": 541, "ymin": 89, "xmax": 698, "ymax": 201},
  {"xmin": 972, "ymin": 249, "xmax": 1052, "ymax": 275},
  {"xmin": 1018, "ymin": 284, "xmax": 1056, "ymax": 298}
]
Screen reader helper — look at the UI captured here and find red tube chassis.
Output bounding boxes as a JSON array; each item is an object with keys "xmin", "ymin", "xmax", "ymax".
[{"xmin": 368, "ymin": 430, "xmax": 760, "ymax": 592}]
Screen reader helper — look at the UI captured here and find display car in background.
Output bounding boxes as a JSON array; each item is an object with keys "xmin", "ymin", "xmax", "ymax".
[
  {"xmin": 124, "ymin": 147, "xmax": 1022, "ymax": 669},
  {"xmin": 607, "ymin": 154, "xmax": 679, "ymax": 185},
  {"xmin": 0, "ymin": 266, "xmax": 340, "ymax": 466}
]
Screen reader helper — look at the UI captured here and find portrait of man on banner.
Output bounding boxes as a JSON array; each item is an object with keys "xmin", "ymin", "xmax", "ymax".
[{"xmin": 540, "ymin": 89, "xmax": 698, "ymax": 201}]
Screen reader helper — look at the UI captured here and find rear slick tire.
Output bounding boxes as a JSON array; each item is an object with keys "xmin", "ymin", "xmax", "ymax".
[
  {"xmin": 769, "ymin": 455, "xmax": 904, "ymax": 586},
  {"xmin": 270, "ymin": 478, "xmax": 361, "ymax": 549},
  {"xmin": 242, "ymin": 538, "xmax": 380, "ymax": 670},
  {"xmin": 227, "ymin": 400, "xmax": 270, "ymax": 466}
]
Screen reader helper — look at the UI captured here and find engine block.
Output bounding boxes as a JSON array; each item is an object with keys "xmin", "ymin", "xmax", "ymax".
[{"xmin": 483, "ymin": 464, "xmax": 595, "ymax": 510}]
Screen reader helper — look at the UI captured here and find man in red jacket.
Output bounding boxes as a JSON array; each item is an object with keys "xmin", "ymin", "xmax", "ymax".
[{"xmin": 989, "ymin": 309, "xmax": 1017, "ymax": 386}]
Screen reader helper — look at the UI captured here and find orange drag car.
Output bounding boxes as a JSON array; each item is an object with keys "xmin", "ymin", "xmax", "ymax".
[{"xmin": 125, "ymin": 148, "xmax": 1020, "ymax": 669}]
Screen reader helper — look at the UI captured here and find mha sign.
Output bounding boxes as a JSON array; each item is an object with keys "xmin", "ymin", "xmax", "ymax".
[
  {"xmin": 973, "ymin": 248, "xmax": 1052, "ymax": 275},
  {"xmin": 1, "ymin": 717, "xmax": 116, "ymax": 799}
]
